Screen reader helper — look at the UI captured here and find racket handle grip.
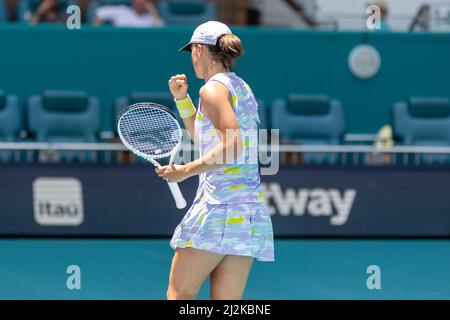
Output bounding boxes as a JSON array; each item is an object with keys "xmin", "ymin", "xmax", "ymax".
[{"xmin": 168, "ymin": 182, "xmax": 187, "ymax": 209}]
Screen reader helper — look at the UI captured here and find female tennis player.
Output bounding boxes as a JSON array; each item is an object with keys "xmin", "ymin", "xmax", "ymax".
[{"xmin": 156, "ymin": 21, "xmax": 274, "ymax": 300}]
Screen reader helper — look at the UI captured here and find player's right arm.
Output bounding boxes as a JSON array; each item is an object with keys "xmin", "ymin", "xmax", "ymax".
[{"xmin": 168, "ymin": 74, "xmax": 197, "ymax": 144}]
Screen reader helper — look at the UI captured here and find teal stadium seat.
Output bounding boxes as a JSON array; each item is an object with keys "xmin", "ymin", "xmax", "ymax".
[
  {"xmin": 0, "ymin": 91, "xmax": 21, "ymax": 142},
  {"xmin": 17, "ymin": 0, "xmax": 74, "ymax": 22},
  {"xmin": 27, "ymin": 91, "xmax": 100, "ymax": 162},
  {"xmin": 0, "ymin": 91, "xmax": 21, "ymax": 162},
  {"xmin": 28, "ymin": 91, "xmax": 100, "ymax": 142},
  {"xmin": 393, "ymin": 98, "xmax": 450, "ymax": 165},
  {"xmin": 271, "ymin": 95, "xmax": 345, "ymax": 164},
  {"xmin": 0, "ymin": 0, "xmax": 8, "ymax": 22},
  {"xmin": 393, "ymin": 97, "xmax": 450, "ymax": 165},
  {"xmin": 393, "ymin": 97, "xmax": 450, "ymax": 146},
  {"xmin": 158, "ymin": 0, "xmax": 217, "ymax": 26},
  {"xmin": 271, "ymin": 95, "xmax": 345, "ymax": 145}
]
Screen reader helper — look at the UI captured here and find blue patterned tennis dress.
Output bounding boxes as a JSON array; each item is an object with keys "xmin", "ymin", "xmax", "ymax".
[{"xmin": 170, "ymin": 72, "xmax": 275, "ymax": 262}]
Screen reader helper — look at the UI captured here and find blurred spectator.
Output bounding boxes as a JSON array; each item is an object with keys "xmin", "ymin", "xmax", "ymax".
[
  {"xmin": 31, "ymin": 0, "xmax": 67, "ymax": 24},
  {"xmin": 94, "ymin": 0, "xmax": 164, "ymax": 27},
  {"xmin": 372, "ymin": 0, "xmax": 390, "ymax": 31},
  {"xmin": 218, "ymin": 0, "xmax": 246, "ymax": 26},
  {"xmin": 222, "ymin": 0, "xmax": 326, "ymax": 29},
  {"xmin": 247, "ymin": 0, "xmax": 262, "ymax": 25}
]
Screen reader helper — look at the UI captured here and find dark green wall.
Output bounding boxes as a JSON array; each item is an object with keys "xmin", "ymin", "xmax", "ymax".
[{"xmin": 0, "ymin": 25, "xmax": 449, "ymax": 133}]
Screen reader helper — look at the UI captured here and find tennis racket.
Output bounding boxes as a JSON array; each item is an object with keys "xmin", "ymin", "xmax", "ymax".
[{"xmin": 117, "ymin": 102, "xmax": 187, "ymax": 209}]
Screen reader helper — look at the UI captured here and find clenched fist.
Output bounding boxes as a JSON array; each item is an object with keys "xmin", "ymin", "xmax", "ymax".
[{"xmin": 168, "ymin": 74, "xmax": 189, "ymax": 100}]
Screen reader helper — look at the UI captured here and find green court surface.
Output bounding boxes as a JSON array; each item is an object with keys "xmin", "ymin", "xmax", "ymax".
[{"xmin": 0, "ymin": 239, "xmax": 449, "ymax": 300}]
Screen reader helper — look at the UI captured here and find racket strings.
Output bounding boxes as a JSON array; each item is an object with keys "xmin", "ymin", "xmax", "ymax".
[{"xmin": 119, "ymin": 106, "xmax": 181, "ymax": 159}]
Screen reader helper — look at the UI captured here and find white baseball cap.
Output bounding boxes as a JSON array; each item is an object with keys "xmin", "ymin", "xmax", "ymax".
[{"xmin": 179, "ymin": 21, "xmax": 232, "ymax": 52}]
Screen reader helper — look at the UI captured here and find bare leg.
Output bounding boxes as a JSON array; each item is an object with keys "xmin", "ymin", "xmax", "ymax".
[
  {"xmin": 167, "ymin": 247, "xmax": 225, "ymax": 300},
  {"xmin": 210, "ymin": 255, "xmax": 254, "ymax": 300}
]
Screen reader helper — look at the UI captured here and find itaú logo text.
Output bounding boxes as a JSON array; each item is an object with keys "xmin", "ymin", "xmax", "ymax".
[
  {"xmin": 33, "ymin": 178, "xmax": 84, "ymax": 226},
  {"xmin": 37, "ymin": 201, "xmax": 81, "ymax": 217},
  {"xmin": 261, "ymin": 183, "xmax": 356, "ymax": 226}
]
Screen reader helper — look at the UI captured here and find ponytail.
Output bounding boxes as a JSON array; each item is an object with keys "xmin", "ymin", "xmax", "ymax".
[{"xmin": 208, "ymin": 34, "xmax": 244, "ymax": 69}]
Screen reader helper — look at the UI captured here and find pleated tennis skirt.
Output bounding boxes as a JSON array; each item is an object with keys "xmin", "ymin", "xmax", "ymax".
[{"xmin": 170, "ymin": 193, "xmax": 275, "ymax": 262}]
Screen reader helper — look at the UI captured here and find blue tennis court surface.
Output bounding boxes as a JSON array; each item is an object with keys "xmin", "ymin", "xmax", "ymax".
[{"xmin": 1, "ymin": 239, "xmax": 449, "ymax": 300}]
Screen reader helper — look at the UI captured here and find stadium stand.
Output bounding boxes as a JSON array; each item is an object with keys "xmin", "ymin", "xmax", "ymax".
[
  {"xmin": 393, "ymin": 97, "xmax": 450, "ymax": 165},
  {"xmin": 271, "ymin": 94, "xmax": 345, "ymax": 145},
  {"xmin": 0, "ymin": 91, "xmax": 21, "ymax": 141},
  {"xmin": 89, "ymin": 0, "xmax": 216, "ymax": 26},
  {"xmin": 28, "ymin": 90, "xmax": 101, "ymax": 142},
  {"xmin": 270, "ymin": 94, "xmax": 346, "ymax": 164},
  {"xmin": 393, "ymin": 97, "xmax": 450, "ymax": 146},
  {"xmin": 0, "ymin": 91, "xmax": 21, "ymax": 162},
  {"xmin": 157, "ymin": 0, "xmax": 217, "ymax": 26},
  {"xmin": 27, "ymin": 91, "xmax": 101, "ymax": 162}
]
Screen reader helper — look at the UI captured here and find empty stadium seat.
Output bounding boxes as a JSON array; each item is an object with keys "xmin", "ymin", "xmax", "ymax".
[
  {"xmin": 393, "ymin": 97, "xmax": 450, "ymax": 146},
  {"xmin": 158, "ymin": 0, "xmax": 217, "ymax": 26},
  {"xmin": 271, "ymin": 95, "xmax": 345, "ymax": 144},
  {"xmin": 28, "ymin": 91, "xmax": 100, "ymax": 142},
  {"xmin": 0, "ymin": 91, "xmax": 21, "ymax": 162},
  {"xmin": 0, "ymin": 91, "xmax": 21, "ymax": 141},
  {"xmin": 0, "ymin": 0, "xmax": 8, "ymax": 22}
]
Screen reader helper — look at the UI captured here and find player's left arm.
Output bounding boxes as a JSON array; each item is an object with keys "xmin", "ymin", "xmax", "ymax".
[{"xmin": 156, "ymin": 81, "xmax": 243, "ymax": 182}]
